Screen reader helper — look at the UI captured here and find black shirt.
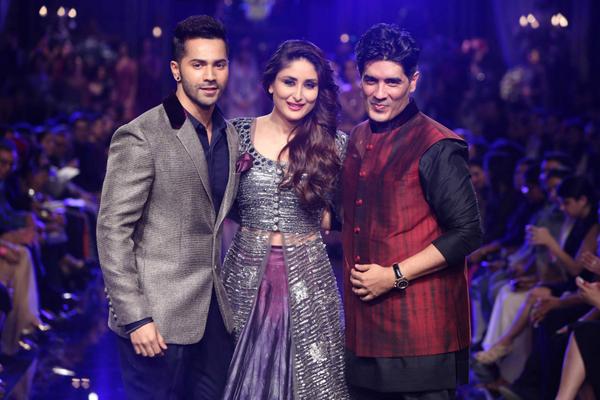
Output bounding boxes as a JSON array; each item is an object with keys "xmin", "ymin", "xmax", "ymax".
[{"xmin": 186, "ymin": 108, "xmax": 230, "ymax": 214}]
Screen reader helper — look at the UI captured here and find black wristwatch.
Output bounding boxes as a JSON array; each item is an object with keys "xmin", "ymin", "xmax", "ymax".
[{"xmin": 392, "ymin": 262, "xmax": 409, "ymax": 290}]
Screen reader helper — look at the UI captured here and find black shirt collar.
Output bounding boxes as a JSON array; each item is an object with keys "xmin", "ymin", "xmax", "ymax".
[
  {"xmin": 186, "ymin": 107, "xmax": 227, "ymax": 138},
  {"xmin": 369, "ymin": 99, "xmax": 419, "ymax": 134}
]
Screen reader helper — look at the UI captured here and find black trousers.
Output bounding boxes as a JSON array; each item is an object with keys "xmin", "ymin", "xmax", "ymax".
[
  {"xmin": 350, "ymin": 385, "xmax": 456, "ymax": 400},
  {"xmin": 116, "ymin": 291, "xmax": 234, "ymax": 400}
]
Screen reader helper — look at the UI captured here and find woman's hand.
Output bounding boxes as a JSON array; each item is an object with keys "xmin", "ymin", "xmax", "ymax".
[
  {"xmin": 576, "ymin": 277, "xmax": 600, "ymax": 309},
  {"xmin": 579, "ymin": 251, "xmax": 600, "ymax": 275},
  {"xmin": 526, "ymin": 225, "xmax": 556, "ymax": 248}
]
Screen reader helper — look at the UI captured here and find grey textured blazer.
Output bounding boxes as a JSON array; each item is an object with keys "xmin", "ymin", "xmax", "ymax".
[{"xmin": 97, "ymin": 94, "xmax": 239, "ymax": 344}]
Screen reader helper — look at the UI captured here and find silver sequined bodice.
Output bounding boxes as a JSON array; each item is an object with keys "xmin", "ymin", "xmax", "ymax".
[{"xmin": 234, "ymin": 118, "xmax": 345, "ymax": 234}]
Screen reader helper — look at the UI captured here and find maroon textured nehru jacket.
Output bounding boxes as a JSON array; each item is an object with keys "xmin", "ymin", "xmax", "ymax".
[{"xmin": 342, "ymin": 104, "xmax": 476, "ymax": 358}]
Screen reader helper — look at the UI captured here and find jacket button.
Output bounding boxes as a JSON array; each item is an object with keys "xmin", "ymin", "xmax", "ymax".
[
  {"xmin": 355, "ymin": 199, "xmax": 363, "ymax": 206},
  {"xmin": 366, "ymin": 144, "xmax": 374, "ymax": 151},
  {"xmin": 354, "ymin": 255, "xmax": 361, "ymax": 263},
  {"xmin": 353, "ymin": 226, "xmax": 361, "ymax": 234},
  {"xmin": 359, "ymin": 171, "xmax": 366, "ymax": 178}
]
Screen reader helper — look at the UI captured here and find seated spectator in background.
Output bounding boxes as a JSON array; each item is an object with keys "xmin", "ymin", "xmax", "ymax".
[
  {"xmin": 522, "ymin": 109, "xmax": 547, "ymax": 158},
  {"xmin": 89, "ymin": 113, "xmax": 114, "ymax": 149},
  {"xmin": 0, "ymin": 141, "xmax": 46, "ymax": 397},
  {"xmin": 0, "ymin": 135, "xmax": 95, "ymax": 309},
  {"xmin": 472, "ymin": 150, "xmax": 522, "ymax": 255},
  {"xmin": 472, "ymin": 169, "xmax": 574, "ymax": 382},
  {"xmin": 555, "ymin": 257, "xmax": 600, "ymax": 400},
  {"xmin": 475, "ymin": 162, "xmax": 546, "ymax": 262},
  {"xmin": 469, "ymin": 150, "xmax": 523, "ymax": 339},
  {"xmin": 0, "ymin": 140, "xmax": 39, "ymax": 247},
  {"xmin": 513, "ymin": 157, "xmax": 538, "ymax": 193},
  {"xmin": 489, "ymin": 204, "xmax": 600, "ymax": 400},
  {"xmin": 70, "ymin": 112, "xmax": 107, "ymax": 194},
  {"xmin": 540, "ymin": 151, "xmax": 574, "ymax": 176},
  {"xmin": 515, "ymin": 167, "xmax": 573, "ymax": 282},
  {"xmin": 470, "ymin": 162, "xmax": 547, "ymax": 348},
  {"xmin": 47, "ymin": 125, "xmax": 75, "ymax": 170},
  {"xmin": 475, "ymin": 177, "xmax": 598, "ymax": 369},
  {"xmin": 0, "ymin": 240, "xmax": 42, "ymax": 356},
  {"xmin": 560, "ymin": 118, "xmax": 589, "ymax": 176},
  {"xmin": 36, "ymin": 123, "xmax": 99, "ymax": 205},
  {"xmin": 37, "ymin": 128, "xmax": 57, "ymax": 167}
]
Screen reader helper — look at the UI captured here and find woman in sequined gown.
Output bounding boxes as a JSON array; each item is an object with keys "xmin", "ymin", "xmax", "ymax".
[{"xmin": 220, "ymin": 40, "xmax": 349, "ymax": 399}]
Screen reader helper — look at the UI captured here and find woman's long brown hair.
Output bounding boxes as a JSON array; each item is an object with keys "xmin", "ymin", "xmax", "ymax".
[{"xmin": 262, "ymin": 40, "xmax": 341, "ymax": 210}]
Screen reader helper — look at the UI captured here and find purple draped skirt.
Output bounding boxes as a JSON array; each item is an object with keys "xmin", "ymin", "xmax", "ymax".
[{"xmin": 223, "ymin": 246, "xmax": 294, "ymax": 399}]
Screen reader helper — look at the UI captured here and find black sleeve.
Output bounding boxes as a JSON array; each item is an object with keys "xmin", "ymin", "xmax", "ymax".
[
  {"xmin": 123, "ymin": 317, "xmax": 154, "ymax": 335},
  {"xmin": 419, "ymin": 139, "xmax": 483, "ymax": 266}
]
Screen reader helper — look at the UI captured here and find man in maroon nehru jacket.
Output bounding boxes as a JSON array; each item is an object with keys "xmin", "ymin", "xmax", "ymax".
[{"xmin": 341, "ymin": 23, "xmax": 482, "ymax": 399}]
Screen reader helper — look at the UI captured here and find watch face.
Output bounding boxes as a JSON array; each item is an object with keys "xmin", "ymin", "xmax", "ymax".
[{"xmin": 395, "ymin": 279, "xmax": 409, "ymax": 290}]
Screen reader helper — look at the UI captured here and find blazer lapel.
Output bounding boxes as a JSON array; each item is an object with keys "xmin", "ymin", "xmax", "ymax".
[
  {"xmin": 176, "ymin": 119, "xmax": 214, "ymax": 210},
  {"xmin": 215, "ymin": 122, "xmax": 239, "ymax": 228},
  {"xmin": 163, "ymin": 92, "xmax": 215, "ymax": 209}
]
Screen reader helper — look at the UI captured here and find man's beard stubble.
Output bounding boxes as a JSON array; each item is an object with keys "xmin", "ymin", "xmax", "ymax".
[{"xmin": 180, "ymin": 74, "xmax": 222, "ymax": 110}]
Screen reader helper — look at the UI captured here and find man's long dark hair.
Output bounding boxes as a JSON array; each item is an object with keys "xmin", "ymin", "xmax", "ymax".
[{"xmin": 262, "ymin": 40, "xmax": 341, "ymax": 210}]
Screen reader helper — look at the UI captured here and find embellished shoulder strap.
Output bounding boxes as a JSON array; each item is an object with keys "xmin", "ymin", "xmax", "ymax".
[
  {"xmin": 334, "ymin": 130, "xmax": 349, "ymax": 162},
  {"xmin": 230, "ymin": 117, "xmax": 254, "ymax": 153}
]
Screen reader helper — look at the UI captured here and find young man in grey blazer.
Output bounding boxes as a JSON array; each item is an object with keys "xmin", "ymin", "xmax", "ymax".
[{"xmin": 97, "ymin": 15, "xmax": 239, "ymax": 399}]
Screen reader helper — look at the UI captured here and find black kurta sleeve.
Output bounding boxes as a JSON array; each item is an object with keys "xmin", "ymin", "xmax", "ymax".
[{"xmin": 419, "ymin": 139, "xmax": 483, "ymax": 266}]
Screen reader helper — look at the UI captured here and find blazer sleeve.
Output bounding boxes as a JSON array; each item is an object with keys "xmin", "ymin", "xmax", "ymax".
[{"xmin": 97, "ymin": 124, "xmax": 155, "ymax": 326}]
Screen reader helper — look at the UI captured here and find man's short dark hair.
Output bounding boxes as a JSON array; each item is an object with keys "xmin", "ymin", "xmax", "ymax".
[
  {"xmin": 355, "ymin": 23, "xmax": 420, "ymax": 77},
  {"xmin": 172, "ymin": 15, "xmax": 228, "ymax": 62}
]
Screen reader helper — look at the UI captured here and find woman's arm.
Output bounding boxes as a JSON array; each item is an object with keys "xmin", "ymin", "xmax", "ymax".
[{"xmin": 527, "ymin": 224, "xmax": 599, "ymax": 277}]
